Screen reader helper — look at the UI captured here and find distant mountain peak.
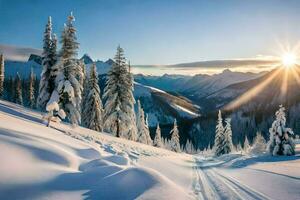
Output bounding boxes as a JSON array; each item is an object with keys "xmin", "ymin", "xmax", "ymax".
[
  {"xmin": 81, "ymin": 54, "xmax": 93, "ymax": 64},
  {"xmin": 222, "ymin": 69, "xmax": 232, "ymax": 74},
  {"xmin": 105, "ymin": 58, "xmax": 114, "ymax": 65}
]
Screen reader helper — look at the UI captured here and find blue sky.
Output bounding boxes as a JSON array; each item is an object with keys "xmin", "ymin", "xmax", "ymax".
[{"xmin": 0, "ymin": 0, "xmax": 300, "ymax": 67}]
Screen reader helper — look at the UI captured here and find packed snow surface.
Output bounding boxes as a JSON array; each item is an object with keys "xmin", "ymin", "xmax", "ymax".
[
  {"xmin": 134, "ymin": 81, "xmax": 166, "ymax": 94},
  {"xmin": 0, "ymin": 100, "xmax": 299, "ymax": 200}
]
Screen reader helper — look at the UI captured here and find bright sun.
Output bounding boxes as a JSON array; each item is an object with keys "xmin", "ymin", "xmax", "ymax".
[{"xmin": 281, "ymin": 53, "xmax": 297, "ymax": 67}]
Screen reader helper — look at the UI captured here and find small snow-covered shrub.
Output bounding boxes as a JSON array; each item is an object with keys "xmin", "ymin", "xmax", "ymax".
[{"xmin": 250, "ymin": 132, "xmax": 266, "ymax": 154}]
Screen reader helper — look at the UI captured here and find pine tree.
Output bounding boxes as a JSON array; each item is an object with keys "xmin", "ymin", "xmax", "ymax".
[
  {"xmin": 48, "ymin": 12, "xmax": 83, "ymax": 125},
  {"xmin": 0, "ymin": 54, "xmax": 4, "ymax": 98},
  {"xmin": 78, "ymin": 59, "xmax": 86, "ymax": 90},
  {"xmin": 137, "ymin": 100, "xmax": 152, "ymax": 144},
  {"xmin": 81, "ymin": 63, "xmax": 103, "ymax": 131},
  {"xmin": 28, "ymin": 69, "xmax": 36, "ymax": 109},
  {"xmin": 243, "ymin": 136, "xmax": 250, "ymax": 154},
  {"xmin": 170, "ymin": 119, "xmax": 180, "ymax": 152},
  {"xmin": 37, "ymin": 16, "xmax": 57, "ymax": 110},
  {"xmin": 81, "ymin": 61, "xmax": 89, "ymax": 115},
  {"xmin": 267, "ymin": 105, "xmax": 295, "ymax": 156},
  {"xmin": 153, "ymin": 123, "xmax": 163, "ymax": 147},
  {"xmin": 236, "ymin": 143, "xmax": 243, "ymax": 153},
  {"xmin": 207, "ymin": 143, "xmax": 212, "ymax": 155},
  {"xmin": 185, "ymin": 140, "xmax": 194, "ymax": 154},
  {"xmin": 6, "ymin": 76, "xmax": 14, "ymax": 102},
  {"xmin": 103, "ymin": 46, "xmax": 137, "ymax": 139},
  {"xmin": 163, "ymin": 138, "xmax": 173, "ymax": 150},
  {"xmin": 223, "ymin": 118, "xmax": 233, "ymax": 154},
  {"xmin": 14, "ymin": 73, "xmax": 23, "ymax": 105},
  {"xmin": 250, "ymin": 132, "xmax": 267, "ymax": 154},
  {"xmin": 214, "ymin": 110, "xmax": 225, "ymax": 156}
]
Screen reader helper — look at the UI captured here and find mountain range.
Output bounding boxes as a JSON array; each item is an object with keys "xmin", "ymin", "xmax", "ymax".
[
  {"xmin": 3, "ymin": 53, "xmax": 201, "ymax": 127},
  {"xmin": 135, "ymin": 69, "xmax": 266, "ymax": 111}
]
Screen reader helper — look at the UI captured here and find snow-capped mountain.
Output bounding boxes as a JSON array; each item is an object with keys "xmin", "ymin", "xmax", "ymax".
[
  {"xmin": 81, "ymin": 53, "xmax": 94, "ymax": 64},
  {"xmin": 182, "ymin": 69, "xmax": 265, "ymax": 99},
  {"xmin": 201, "ymin": 66, "xmax": 300, "ymax": 111},
  {"xmin": 80, "ymin": 54, "xmax": 114, "ymax": 75},
  {"xmin": 135, "ymin": 69, "xmax": 266, "ymax": 102}
]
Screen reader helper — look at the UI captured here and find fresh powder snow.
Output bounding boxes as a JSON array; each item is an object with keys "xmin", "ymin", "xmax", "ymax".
[{"xmin": 0, "ymin": 100, "xmax": 299, "ymax": 200}]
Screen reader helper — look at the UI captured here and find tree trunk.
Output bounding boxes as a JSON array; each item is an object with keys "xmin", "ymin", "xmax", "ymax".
[{"xmin": 116, "ymin": 118, "xmax": 120, "ymax": 137}]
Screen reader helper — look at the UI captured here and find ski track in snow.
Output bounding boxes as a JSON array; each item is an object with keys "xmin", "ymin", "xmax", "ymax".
[{"xmin": 192, "ymin": 157, "xmax": 272, "ymax": 200}]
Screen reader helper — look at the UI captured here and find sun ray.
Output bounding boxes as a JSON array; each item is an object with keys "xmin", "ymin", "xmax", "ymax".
[
  {"xmin": 225, "ymin": 67, "xmax": 281, "ymax": 111},
  {"xmin": 280, "ymin": 67, "xmax": 289, "ymax": 101},
  {"xmin": 290, "ymin": 66, "xmax": 300, "ymax": 85}
]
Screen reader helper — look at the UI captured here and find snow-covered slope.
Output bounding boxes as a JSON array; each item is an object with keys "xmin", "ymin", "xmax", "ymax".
[
  {"xmin": 0, "ymin": 100, "xmax": 193, "ymax": 200},
  {"xmin": 0, "ymin": 100, "xmax": 299, "ymax": 200},
  {"xmin": 134, "ymin": 82, "xmax": 200, "ymax": 126}
]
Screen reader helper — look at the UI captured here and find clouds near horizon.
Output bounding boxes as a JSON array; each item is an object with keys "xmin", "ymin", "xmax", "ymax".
[{"xmin": 0, "ymin": 44, "xmax": 42, "ymax": 61}]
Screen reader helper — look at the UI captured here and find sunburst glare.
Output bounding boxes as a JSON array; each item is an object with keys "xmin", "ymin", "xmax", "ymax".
[{"xmin": 281, "ymin": 53, "xmax": 297, "ymax": 67}]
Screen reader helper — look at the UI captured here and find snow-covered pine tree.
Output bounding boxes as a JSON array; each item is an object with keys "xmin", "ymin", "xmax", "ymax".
[
  {"xmin": 163, "ymin": 138, "xmax": 171, "ymax": 150},
  {"xmin": 170, "ymin": 119, "xmax": 180, "ymax": 152},
  {"xmin": 37, "ymin": 16, "xmax": 57, "ymax": 110},
  {"xmin": 80, "ymin": 60, "xmax": 89, "ymax": 115},
  {"xmin": 6, "ymin": 76, "xmax": 14, "ymax": 102},
  {"xmin": 14, "ymin": 72, "xmax": 23, "ymax": 105},
  {"xmin": 236, "ymin": 143, "xmax": 243, "ymax": 154},
  {"xmin": 267, "ymin": 105, "xmax": 295, "ymax": 156},
  {"xmin": 207, "ymin": 143, "xmax": 212, "ymax": 155},
  {"xmin": 103, "ymin": 46, "xmax": 137, "ymax": 139},
  {"xmin": 214, "ymin": 110, "xmax": 225, "ymax": 156},
  {"xmin": 137, "ymin": 100, "xmax": 152, "ymax": 144},
  {"xmin": 250, "ymin": 132, "xmax": 266, "ymax": 154},
  {"xmin": 223, "ymin": 118, "xmax": 233, "ymax": 154},
  {"xmin": 48, "ymin": 12, "xmax": 83, "ymax": 125},
  {"xmin": 77, "ymin": 59, "xmax": 86, "ymax": 92},
  {"xmin": 185, "ymin": 140, "xmax": 193, "ymax": 154},
  {"xmin": 206, "ymin": 144, "xmax": 212, "ymax": 153},
  {"xmin": 153, "ymin": 123, "xmax": 163, "ymax": 147},
  {"xmin": 0, "ymin": 54, "xmax": 4, "ymax": 98},
  {"xmin": 28, "ymin": 69, "xmax": 36, "ymax": 109},
  {"xmin": 81, "ymin": 63, "xmax": 103, "ymax": 131},
  {"xmin": 243, "ymin": 136, "xmax": 251, "ymax": 154}
]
